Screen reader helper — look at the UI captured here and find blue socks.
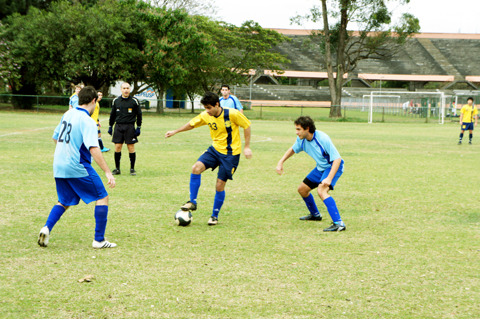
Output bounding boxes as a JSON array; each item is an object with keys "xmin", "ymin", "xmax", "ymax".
[
  {"xmin": 212, "ymin": 190, "xmax": 225, "ymax": 218},
  {"xmin": 323, "ymin": 197, "xmax": 343, "ymax": 224},
  {"xmin": 302, "ymin": 193, "xmax": 321, "ymax": 217},
  {"xmin": 94, "ymin": 205, "xmax": 108, "ymax": 242},
  {"xmin": 190, "ymin": 174, "xmax": 201, "ymax": 205},
  {"xmin": 45, "ymin": 205, "xmax": 66, "ymax": 231}
]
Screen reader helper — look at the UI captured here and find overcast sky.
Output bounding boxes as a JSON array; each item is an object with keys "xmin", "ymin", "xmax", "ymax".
[{"xmin": 213, "ymin": 0, "xmax": 480, "ymax": 34}]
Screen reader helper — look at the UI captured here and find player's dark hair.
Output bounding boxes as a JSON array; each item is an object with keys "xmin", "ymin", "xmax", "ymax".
[
  {"xmin": 78, "ymin": 86, "xmax": 98, "ymax": 105},
  {"xmin": 294, "ymin": 116, "xmax": 316, "ymax": 133},
  {"xmin": 467, "ymin": 97, "xmax": 474, "ymax": 102},
  {"xmin": 221, "ymin": 84, "xmax": 230, "ymax": 90},
  {"xmin": 201, "ymin": 91, "xmax": 220, "ymax": 107}
]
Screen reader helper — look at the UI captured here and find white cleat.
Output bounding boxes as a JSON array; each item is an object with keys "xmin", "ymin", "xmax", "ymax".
[
  {"xmin": 38, "ymin": 226, "xmax": 50, "ymax": 247},
  {"xmin": 92, "ymin": 239, "xmax": 117, "ymax": 249}
]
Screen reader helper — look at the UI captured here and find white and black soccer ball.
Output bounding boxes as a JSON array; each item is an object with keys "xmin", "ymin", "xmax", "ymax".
[{"xmin": 174, "ymin": 209, "xmax": 193, "ymax": 227}]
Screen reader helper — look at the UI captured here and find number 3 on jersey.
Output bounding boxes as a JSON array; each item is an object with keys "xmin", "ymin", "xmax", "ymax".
[
  {"xmin": 208, "ymin": 123, "xmax": 217, "ymax": 130},
  {"xmin": 58, "ymin": 121, "xmax": 73, "ymax": 143}
]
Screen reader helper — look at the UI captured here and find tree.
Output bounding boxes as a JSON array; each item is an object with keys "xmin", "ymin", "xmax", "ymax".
[
  {"xmin": 195, "ymin": 18, "xmax": 290, "ymax": 92},
  {"xmin": 141, "ymin": 0, "xmax": 216, "ymax": 16},
  {"xmin": 136, "ymin": 3, "xmax": 215, "ymax": 113},
  {"xmin": 292, "ymin": 0, "xmax": 420, "ymax": 117},
  {"xmin": 2, "ymin": 0, "xmax": 146, "ymax": 105}
]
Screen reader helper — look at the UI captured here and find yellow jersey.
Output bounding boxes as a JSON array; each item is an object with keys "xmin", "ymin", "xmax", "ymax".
[
  {"xmin": 190, "ymin": 108, "xmax": 251, "ymax": 155},
  {"xmin": 91, "ymin": 102, "xmax": 100, "ymax": 123},
  {"xmin": 460, "ymin": 104, "xmax": 478, "ymax": 123}
]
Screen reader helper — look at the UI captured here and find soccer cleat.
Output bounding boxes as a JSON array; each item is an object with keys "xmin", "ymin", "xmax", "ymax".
[
  {"xmin": 458, "ymin": 141, "xmax": 462, "ymax": 145},
  {"xmin": 323, "ymin": 222, "xmax": 346, "ymax": 232},
  {"xmin": 101, "ymin": 148, "xmax": 110, "ymax": 153},
  {"xmin": 112, "ymin": 169, "xmax": 121, "ymax": 175},
  {"xmin": 38, "ymin": 226, "xmax": 50, "ymax": 247},
  {"xmin": 208, "ymin": 216, "xmax": 218, "ymax": 226},
  {"xmin": 181, "ymin": 201, "xmax": 197, "ymax": 211},
  {"xmin": 130, "ymin": 169, "xmax": 136, "ymax": 176},
  {"xmin": 469, "ymin": 141, "xmax": 472, "ymax": 145},
  {"xmin": 92, "ymin": 239, "xmax": 117, "ymax": 249},
  {"xmin": 299, "ymin": 214, "xmax": 323, "ymax": 221}
]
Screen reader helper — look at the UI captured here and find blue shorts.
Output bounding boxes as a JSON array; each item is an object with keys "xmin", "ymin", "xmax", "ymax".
[
  {"xmin": 197, "ymin": 146, "xmax": 240, "ymax": 182},
  {"xmin": 303, "ymin": 160, "xmax": 344, "ymax": 190},
  {"xmin": 461, "ymin": 122, "xmax": 474, "ymax": 131},
  {"xmin": 55, "ymin": 166, "xmax": 108, "ymax": 206}
]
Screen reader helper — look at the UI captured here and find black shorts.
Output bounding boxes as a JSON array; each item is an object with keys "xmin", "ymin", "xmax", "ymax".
[{"xmin": 112, "ymin": 123, "xmax": 138, "ymax": 144}]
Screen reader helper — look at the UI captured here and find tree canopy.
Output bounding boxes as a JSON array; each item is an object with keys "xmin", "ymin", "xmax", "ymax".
[
  {"xmin": 0, "ymin": 0, "xmax": 289, "ymax": 109},
  {"xmin": 292, "ymin": 0, "xmax": 420, "ymax": 117}
]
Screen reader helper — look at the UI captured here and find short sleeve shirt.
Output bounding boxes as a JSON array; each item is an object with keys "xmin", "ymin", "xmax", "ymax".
[
  {"xmin": 292, "ymin": 130, "xmax": 341, "ymax": 171},
  {"xmin": 220, "ymin": 95, "xmax": 243, "ymax": 111},
  {"xmin": 460, "ymin": 104, "xmax": 478, "ymax": 123},
  {"xmin": 69, "ymin": 93, "xmax": 79, "ymax": 109},
  {"xmin": 52, "ymin": 108, "xmax": 99, "ymax": 178},
  {"xmin": 189, "ymin": 108, "xmax": 250, "ymax": 155}
]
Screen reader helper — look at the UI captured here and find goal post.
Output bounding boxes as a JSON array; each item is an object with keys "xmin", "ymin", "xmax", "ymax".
[{"xmin": 367, "ymin": 91, "xmax": 447, "ymax": 124}]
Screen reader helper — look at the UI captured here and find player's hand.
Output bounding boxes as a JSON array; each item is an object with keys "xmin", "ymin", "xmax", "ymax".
[
  {"xmin": 165, "ymin": 130, "xmax": 176, "ymax": 138},
  {"xmin": 135, "ymin": 127, "xmax": 141, "ymax": 136},
  {"xmin": 321, "ymin": 178, "xmax": 332, "ymax": 187},
  {"xmin": 276, "ymin": 163, "xmax": 283, "ymax": 175},
  {"xmin": 108, "ymin": 127, "xmax": 113, "ymax": 136},
  {"xmin": 106, "ymin": 172, "xmax": 116, "ymax": 188},
  {"xmin": 244, "ymin": 147, "xmax": 252, "ymax": 159}
]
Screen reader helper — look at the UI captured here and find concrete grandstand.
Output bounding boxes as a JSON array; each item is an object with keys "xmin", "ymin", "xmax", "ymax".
[{"xmin": 233, "ymin": 29, "xmax": 480, "ymax": 106}]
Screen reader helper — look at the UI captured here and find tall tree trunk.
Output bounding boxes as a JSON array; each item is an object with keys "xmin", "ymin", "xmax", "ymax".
[{"xmin": 156, "ymin": 85, "xmax": 164, "ymax": 114}]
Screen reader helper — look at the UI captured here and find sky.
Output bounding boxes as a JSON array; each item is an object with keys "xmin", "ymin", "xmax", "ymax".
[{"xmin": 213, "ymin": 0, "xmax": 480, "ymax": 34}]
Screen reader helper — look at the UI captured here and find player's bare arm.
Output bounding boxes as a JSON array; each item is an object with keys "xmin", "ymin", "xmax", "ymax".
[
  {"xmin": 165, "ymin": 123, "xmax": 194, "ymax": 138},
  {"xmin": 276, "ymin": 147, "xmax": 295, "ymax": 175},
  {"xmin": 475, "ymin": 114, "xmax": 478, "ymax": 127},
  {"xmin": 243, "ymin": 126, "xmax": 252, "ymax": 159},
  {"xmin": 320, "ymin": 158, "xmax": 342, "ymax": 187},
  {"xmin": 53, "ymin": 138, "xmax": 57, "ymax": 145},
  {"xmin": 90, "ymin": 146, "xmax": 116, "ymax": 188},
  {"xmin": 459, "ymin": 113, "xmax": 463, "ymax": 126}
]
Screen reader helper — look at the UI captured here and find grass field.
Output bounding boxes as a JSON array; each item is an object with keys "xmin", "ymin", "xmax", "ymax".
[{"xmin": 1, "ymin": 110, "xmax": 479, "ymax": 318}]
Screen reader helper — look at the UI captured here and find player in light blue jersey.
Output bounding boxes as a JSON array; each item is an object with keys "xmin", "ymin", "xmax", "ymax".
[
  {"xmin": 220, "ymin": 84, "xmax": 243, "ymax": 113},
  {"xmin": 276, "ymin": 116, "xmax": 346, "ymax": 232},
  {"xmin": 69, "ymin": 84, "xmax": 83, "ymax": 110},
  {"xmin": 38, "ymin": 86, "xmax": 117, "ymax": 249}
]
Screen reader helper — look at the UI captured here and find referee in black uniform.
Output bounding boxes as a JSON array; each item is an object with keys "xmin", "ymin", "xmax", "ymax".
[{"xmin": 108, "ymin": 82, "xmax": 142, "ymax": 176}]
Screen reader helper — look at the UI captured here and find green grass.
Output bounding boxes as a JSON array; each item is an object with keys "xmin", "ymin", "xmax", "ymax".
[{"xmin": 1, "ymin": 111, "xmax": 479, "ymax": 318}]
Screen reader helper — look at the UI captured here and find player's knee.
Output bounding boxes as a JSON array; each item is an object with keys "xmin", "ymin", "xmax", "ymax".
[
  {"xmin": 216, "ymin": 180, "xmax": 226, "ymax": 192},
  {"xmin": 297, "ymin": 184, "xmax": 310, "ymax": 197},
  {"xmin": 192, "ymin": 164, "xmax": 202, "ymax": 174},
  {"xmin": 317, "ymin": 186, "xmax": 329, "ymax": 200}
]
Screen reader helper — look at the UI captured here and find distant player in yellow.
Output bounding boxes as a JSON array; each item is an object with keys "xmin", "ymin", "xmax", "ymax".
[
  {"xmin": 165, "ymin": 91, "xmax": 252, "ymax": 225},
  {"xmin": 458, "ymin": 97, "xmax": 478, "ymax": 145},
  {"xmin": 91, "ymin": 91, "xmax": 110, "ymax": 152}
]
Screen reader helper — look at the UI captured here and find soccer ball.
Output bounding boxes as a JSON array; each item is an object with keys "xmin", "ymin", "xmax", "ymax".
[{"xmin": 174, "ymin": 209, "xmax": 193, "ymax": 226}]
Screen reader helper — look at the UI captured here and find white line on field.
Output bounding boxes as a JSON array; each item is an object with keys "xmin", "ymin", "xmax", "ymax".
[{"xmin": 0, "ymin": 117, "xmax": 109, "ymax": 137}]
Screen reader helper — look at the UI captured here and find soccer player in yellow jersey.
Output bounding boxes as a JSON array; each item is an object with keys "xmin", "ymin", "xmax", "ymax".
[
  {"xmin": 165, "ymin": 92, "xmax": 252, "ymax": 225},
  {"xmin": 91, "ymin": 91, "xmax": 110, "ymax": 152},
  {"xmin": 458, "ymin": 97, "xmax": 478, "ymax": 145}
]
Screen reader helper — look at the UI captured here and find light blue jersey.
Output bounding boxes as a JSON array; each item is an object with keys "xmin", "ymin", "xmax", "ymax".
[
  {"xmin": 292, "ymin": 130, "xmax": 342, "ymax": 172},
  {"xmin": 69, "ymin": 94, "xmax": 79, "ymax": 109},
  {"xmin": 52, "ymin": 108, "xmax": 99, "ymax": 178},
  {"xmin": 220, "ymin": 95, "xmax": 243, "ymax": 111}
]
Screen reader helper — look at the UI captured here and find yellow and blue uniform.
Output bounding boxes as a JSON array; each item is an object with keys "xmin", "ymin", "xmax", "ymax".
[
  {"xmin": 190, "ymin": 108, "xmax": 250, "ymax": 181},
  {"xmin": 461, "ymin": 104, "xmax": 478, "ymax": 123},
  {"xmin": 91, "ymin": 101, "xmax": 101, "ymax": 133},
  {"xmin": 460, "ymin": 104, "xmax": 478, "ymax": 131},
  {"xmin": 189, "ymin": 108, "xmax": 251, "ymax": 155}
]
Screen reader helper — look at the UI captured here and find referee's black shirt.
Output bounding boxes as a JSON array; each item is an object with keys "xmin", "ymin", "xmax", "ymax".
[{"xmin": 109, "ymin": 95, "xmax": 142, "ymax": 127}]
